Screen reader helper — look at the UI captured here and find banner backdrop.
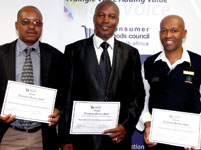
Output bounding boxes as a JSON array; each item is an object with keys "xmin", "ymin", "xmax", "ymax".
[{"xmin": 0, "ymin": 0, "xmax": 201, "ymax": 149}]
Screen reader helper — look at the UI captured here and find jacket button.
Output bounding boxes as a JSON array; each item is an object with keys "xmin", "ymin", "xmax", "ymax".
[{"xmin": 104, "ymin": 97, "xmax": 109, "ymax": 101}]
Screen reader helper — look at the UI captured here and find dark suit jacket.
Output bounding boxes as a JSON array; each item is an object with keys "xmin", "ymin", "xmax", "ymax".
[
  {"xmin": 59, "ymin": 36, "xmax": 145, "ymax": 150},
  {"xmin": 0, "ymin": 40, "xmax": 68, "ymax": 150}
]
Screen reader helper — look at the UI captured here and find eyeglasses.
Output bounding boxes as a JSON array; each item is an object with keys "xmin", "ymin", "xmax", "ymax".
[{"xmin": 19, "ymin": 19, "xmax": 43, "ymax": 27}]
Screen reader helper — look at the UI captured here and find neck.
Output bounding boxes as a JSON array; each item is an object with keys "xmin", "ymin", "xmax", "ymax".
[{"xmin": 165, "ymin": 48, "xmax": 183, "ymax": 65}]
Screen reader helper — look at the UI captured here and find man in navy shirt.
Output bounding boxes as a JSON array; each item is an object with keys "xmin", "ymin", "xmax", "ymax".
[{"xmin": 136, "ymin": 15, "xmax": 201, "ymax": 150}]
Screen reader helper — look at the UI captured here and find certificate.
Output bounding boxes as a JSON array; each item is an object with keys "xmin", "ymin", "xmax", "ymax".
[
  {"xmin": 149, "ymin": 108, "xmax": 201, "ymax": 148},
  {"xmin": 70, "ymin": 101, "xmax": 120, "ymax": 134},
  {"xmin": 1, "ymin": 80, "xmax": 57, "ymax": 123}
]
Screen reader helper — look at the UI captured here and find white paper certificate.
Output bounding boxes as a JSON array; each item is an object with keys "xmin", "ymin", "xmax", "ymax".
[
  {"xmin": 149, "ymin": 108, "xmax": 201, "ymax": 148},
  {"xmin": 1, "ymin": 80, "xmax": 57, "ymax": 123},
  {"xmin": 70, "ymin": 101, "xmax": 120, "ymax": 134}
]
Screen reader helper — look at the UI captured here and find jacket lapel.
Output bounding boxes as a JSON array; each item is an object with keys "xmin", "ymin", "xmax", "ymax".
[
  {"xmin": 40, "ymin": 42, "xmax": 52, "ymax": 86},
  {"xmin": 106, "ymin": 39, "xmax": 121, "ymax": 93},
  {"xmin": 88, "ymin": 37, "xmax": 121, "ymax": 94},
  {"xmin": 0, "ymin": 41, "xmax": 16, "ymax": 81},
  {"xmin": 85, "ymin": 37, "xmax": 106, "ymax": 89}
]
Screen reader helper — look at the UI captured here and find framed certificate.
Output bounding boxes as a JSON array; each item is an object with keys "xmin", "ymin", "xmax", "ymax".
[
  {"xmin": 1, "ymin": 80, "xmax": 57, "ymax": 123},
  {"xmin": 149, "ymin": 108, "xmax": 201, "ymax": 148},
  {"xmin": 70, "ymin": 101, "xmax": 120, "ymax": 134}
]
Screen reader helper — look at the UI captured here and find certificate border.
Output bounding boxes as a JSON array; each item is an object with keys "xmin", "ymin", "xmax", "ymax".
[
  {"xmin": 150, "ymin": 108, "xmax": 201, "ymax": 148},
  {"xmin": 70, "ymin": 101, "xmax": 120, "ymax": 134},
  {"xmin": 1, "ymin": 80, "xmax": 57, "ymax": 123}
]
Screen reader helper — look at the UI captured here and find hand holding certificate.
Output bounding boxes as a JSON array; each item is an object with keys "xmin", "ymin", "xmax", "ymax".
[
  {"xmin": 1, "ymin": 81, "xmax": 57, "ymax": 123},
  {"xmin": 149, "ymin": 108, "xmax": 201, "ymax": 149},
  {"xmin": 70, "ymin": 101, "xmax": 120, "ymax": 134}
]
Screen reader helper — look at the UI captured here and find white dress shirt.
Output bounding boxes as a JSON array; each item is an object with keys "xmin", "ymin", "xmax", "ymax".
[{"xmin": 93, "ymin": 34, "xmax": 114, "ymax": 65}]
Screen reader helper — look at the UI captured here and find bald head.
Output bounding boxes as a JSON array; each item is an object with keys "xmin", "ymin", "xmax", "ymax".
[
  {"xmin": 160, "ymin": 15, "xmax": 185, "ymax": 30},
  {"xmin": 17, "ymin": 6, "xmax": 43, "ymax": 21},
  {"xmin": 94, "ymin": 0, "xmax": 119, "ymax": 17}
]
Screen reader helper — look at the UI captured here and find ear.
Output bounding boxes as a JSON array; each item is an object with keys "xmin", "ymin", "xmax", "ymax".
[
  {"xmin": 15, "ymin": 21, "xmax": 18, "ymax": 31},
  {"xmin": 183, "ymin": 29, "xmax": 187, "ymax": 39},
  {"xmin": 93, "ymin": 14, "xmax": 95, "ymax": 24}
]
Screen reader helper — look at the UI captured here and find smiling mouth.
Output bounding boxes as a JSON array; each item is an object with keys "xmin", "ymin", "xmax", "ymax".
[
  {"xmin": 101, "ymin": 26, "xmax": 110, "ymax": 31},
  {"xmin": 165, "ymin": 40, "xmax": 174, "ymax": 45}
]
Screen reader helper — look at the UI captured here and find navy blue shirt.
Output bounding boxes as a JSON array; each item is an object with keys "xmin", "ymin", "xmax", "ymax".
[{"xmin": 144, "ymin": 51, "xmax": 201, "ymax": 114}]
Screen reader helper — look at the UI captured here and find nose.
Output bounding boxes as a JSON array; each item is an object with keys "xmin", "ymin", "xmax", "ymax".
[
  {"xmin": 27, "ymin": 22, "xmax": 36, "ymax": 29},
  {"xmin": 103, "ymin": 16, "xmax": 109, "ymax": 23},
  {"xmin": 165, "ymin": 31, "xmax": 172, "ymax": 38}
]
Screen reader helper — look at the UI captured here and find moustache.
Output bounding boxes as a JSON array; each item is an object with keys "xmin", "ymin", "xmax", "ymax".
[{"xmin": 25, "ymin": 30, "xmax": 38, "ymax": 34}]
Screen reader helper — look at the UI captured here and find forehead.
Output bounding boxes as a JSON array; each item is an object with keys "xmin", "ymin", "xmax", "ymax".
[
  {"xmin": 95, "ymin": 2, "xmax": 119, "ymax": 15},
  {"xmin": 18, "ymin": 8, "xmax": 42, "ymax": 20},
  {"xmin": 160, "ymin": 17, "xmax": 183, "ymax": 29}
]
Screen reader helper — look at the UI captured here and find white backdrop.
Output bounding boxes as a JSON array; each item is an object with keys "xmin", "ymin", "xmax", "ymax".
[
  {"xmin": 0, "ymin": 0, "xmax": 201, "ymax": 55},
  {"xmin": 1, "ymin": 1, "xmax": 201, "ymax": 149}
]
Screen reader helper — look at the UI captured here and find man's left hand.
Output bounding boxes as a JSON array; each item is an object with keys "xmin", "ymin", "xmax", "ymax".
[
  {"xmin": 48, "ymin": 108, "xmax": 60, "ymax": 126},
  {"xmin": 103, "ymin": 124, "xmax": 126, "ymax": 143}
]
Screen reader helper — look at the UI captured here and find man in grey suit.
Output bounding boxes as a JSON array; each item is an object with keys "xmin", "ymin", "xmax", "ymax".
[
  {"xmin": 59, "ymin": 1, "xmax": 145, "ymax": 150},
  {"xmin": 0, "ymin": 6, "xmax": 69, "ymax": 150}
]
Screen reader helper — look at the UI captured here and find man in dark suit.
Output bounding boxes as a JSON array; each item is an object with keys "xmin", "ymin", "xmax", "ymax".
[
  {"xmin": 0, "ymin": 6, "xmax": 69, "ymax": 150},
  {"xmin": 59, "ymin": 1, "xmax": 145, "ymax": 150}
]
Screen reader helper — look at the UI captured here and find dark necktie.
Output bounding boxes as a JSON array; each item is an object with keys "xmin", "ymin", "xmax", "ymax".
[
  {"xmin": 100, "ymin": 42, "xmax": 111, "ymax": 87},
  {"xmin": 19, "ymin": 48, "xmax": 34, "ymax": 129}
]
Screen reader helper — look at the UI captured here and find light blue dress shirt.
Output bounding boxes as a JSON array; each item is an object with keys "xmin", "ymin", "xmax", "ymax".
[{"xmin": 11, "ymin": 39, "xmax": 41, "ymax": 129}]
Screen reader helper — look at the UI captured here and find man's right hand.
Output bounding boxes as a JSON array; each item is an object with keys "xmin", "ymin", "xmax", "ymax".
[
  {"xmin": 144, "ymin": 121, "xmax": 157, "ymax": 147},
  {"xmin": 0, "ymin": 114, "xmax": 16, "ymax": 123}
]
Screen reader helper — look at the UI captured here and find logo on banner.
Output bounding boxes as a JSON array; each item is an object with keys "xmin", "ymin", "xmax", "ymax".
[
  {"xmin": 64, "ymin": 0, "xmax": 95, "ymax": 21},
  {"xmin": 64, "ymin": 1, "xmax": 74, "ymax": 21},
  {"xmin": 82, "ymin": 25, "xmax": 94, "ymax": 38}
]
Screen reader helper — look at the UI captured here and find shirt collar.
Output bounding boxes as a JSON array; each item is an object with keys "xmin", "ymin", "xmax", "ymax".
[
  {"xmin": 154, "ymin": 49, "xmax": 191, "ymax": 66},
  {"xmin": 93, "ymin": 34, "xmax": 114, "ymax": 50},
  {"xmin": 16, "ymin": 39, "xmax": 40, "ymax": 55}
]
